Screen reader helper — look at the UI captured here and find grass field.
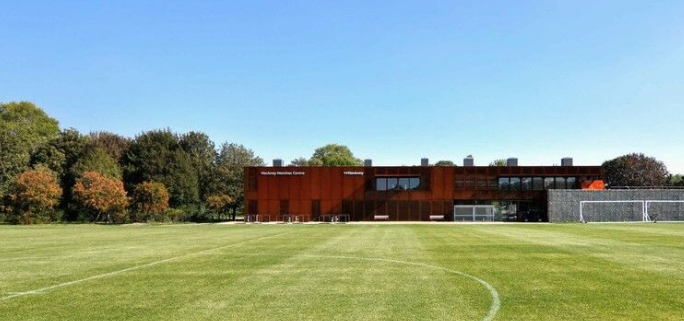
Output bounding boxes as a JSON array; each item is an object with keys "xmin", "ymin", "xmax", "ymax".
[{"xmin": 1, "ymin": 223, "xmax": 683, "ymax": 321}]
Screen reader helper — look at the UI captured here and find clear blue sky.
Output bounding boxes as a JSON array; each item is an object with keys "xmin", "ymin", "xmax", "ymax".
[{"xmin": 2, "ymin": 1, "xmax": 683, "ymax": 173}]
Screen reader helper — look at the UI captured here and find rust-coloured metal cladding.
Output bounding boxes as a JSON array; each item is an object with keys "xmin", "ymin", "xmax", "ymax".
[{"xmin": 244, "ymin": 165, "xmax": 604, "ymax": 222}]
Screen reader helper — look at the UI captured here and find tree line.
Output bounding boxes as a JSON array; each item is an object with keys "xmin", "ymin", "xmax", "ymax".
[
  {"xmin": 1, "ymin": 101, "xmax": 680, "ymax": 224},
  {"xmin": 1, "ymin": 101, "xmax": 264, "ymax": 224}
]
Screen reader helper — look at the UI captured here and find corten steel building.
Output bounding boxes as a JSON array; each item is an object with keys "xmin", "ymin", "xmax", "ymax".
[{"xmin": 243, "ymin": 158, "xmax": 605, "ymax": 222}]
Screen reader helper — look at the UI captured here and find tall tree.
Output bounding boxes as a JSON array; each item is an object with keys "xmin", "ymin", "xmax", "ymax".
[
  {"xmin": 122, "ymin": 129, "xmax": 199, "ymax": 207},
  {"xmin": 29, "ymin": 128, "xmax": 91, "ymax": 219},
  {"xmin": 309, "ymin": 144, "xmax": 362, "ymax": 166},
  {"xmin": 602, "ymin": 153, "xmax": 669, "ymax": 187},
  {"xmin": 179, "ymin": 131, "xmax": 217, "ymax": 202},
  {"xmin": 435, "ymin": 160, "xmax": 456, "ymax": 166},
  {"xmin": 210, "ymin": 143, "xmax": 264, "ymax": 220},
  {"xmin": 88, "ymin": 131, "xmax": 130, "ymax": 163},
  {"xmin": 71, "ymin": 147, "xmax": 122, "ymax": 180},
  {"xmin": 4, "ymin": 167, "xmax": 62, "ymax": 224},
  {"xmin": 0, "ymin": 101, "xmax": 60, "ymax": 190}
]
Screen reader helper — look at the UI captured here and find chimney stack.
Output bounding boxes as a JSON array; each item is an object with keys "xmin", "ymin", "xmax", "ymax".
[{"xmin": 464, "ymin": 155, "xmax": 474, "ymax": 167}]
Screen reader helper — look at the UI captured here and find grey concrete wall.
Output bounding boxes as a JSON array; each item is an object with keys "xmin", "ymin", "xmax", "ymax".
[{"xmin": 548, "ymin": 190, "xmax": 684, "ymax": 222}]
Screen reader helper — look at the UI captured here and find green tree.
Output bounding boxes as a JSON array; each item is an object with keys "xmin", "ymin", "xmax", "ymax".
[
  {"xmin": 602, "ymin": 153, "xmax": 669, "ymax": 187},
  {"xmin": 132, "ymin": 181, "xmax": 170, "ymax": 222},
  {"xmin": 88, "ymin": 131, "xmax": 130, "ymax": 163},
  {"xmin": 179, "ymin": 131, "xmax": 217, "ymax": 202},
  {"xmin": 30, "ymin": 128, "xmax": 91, "ymax": 220},
  {"xmin": 435, "ymin": 160, "xmax": 456, "ymax": 166},
  {"xmin": 489, "ymin": 159, "xmax": 507, "ymax": 166},
  {"xmin": 4, "ymin": 167, "xmax": 62, "ymax": 224},
  {"xmin": 0, "ymin": 101, "xmax": 60, "ymax": 190},
  {"xmin": 209, "ymin": 143, "xmax": 264, "ymax": 220},
  {"xmin": 309, "ymin": 144, "xmax": 362, "ymax": 166},
  {"xmin": 72, "ymin": 147, "xmax": 122, "ymax": 180},
  {"xmin": 290, "ymin": 157, "xmax": 310, "ymax": 166},
  {"xmin": 73, "ymin": 171, "xmax": 128, "ymax": 223},
  {"xmin": 670, "ymin": 174, "xmax": 683, "ymax": 186},
  {"xmin": 122, "ymin": 129, "xmax": 199, "ymax": 207}
]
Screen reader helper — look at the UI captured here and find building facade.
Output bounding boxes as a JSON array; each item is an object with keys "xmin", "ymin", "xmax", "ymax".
[{"xmin": 243, "ymin": 161, "xmax": 604, "ymax": 222}]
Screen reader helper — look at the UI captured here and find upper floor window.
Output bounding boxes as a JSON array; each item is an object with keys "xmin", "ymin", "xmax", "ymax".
[
  {"xmin": 376, "ymin": 177, "xmax": 421, "ymax": 191},
  {"xmin": 521, "ymin": 177, "xmax": 532, "ymax": 190},
  {"xmin": 497, "ymin": 176, "xmax": 580, "ymax": 191},
  {"xmin": 377, "ymin": 178, "xmax": 388, "ymax": 191}
]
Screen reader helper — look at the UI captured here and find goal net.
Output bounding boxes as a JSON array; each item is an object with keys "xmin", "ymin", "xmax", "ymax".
[
  {"xmin": 645, "ymin": 201, "xmax": 684, "ymax": 222},
  {"xmin": 579, "ymin": 200, "xmax": 684, "ymax": 222}
]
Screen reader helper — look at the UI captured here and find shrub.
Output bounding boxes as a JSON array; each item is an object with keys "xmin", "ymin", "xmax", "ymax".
[{"xmin": 166, "ymin": 208, "xmax": 184, "ymax": 223}]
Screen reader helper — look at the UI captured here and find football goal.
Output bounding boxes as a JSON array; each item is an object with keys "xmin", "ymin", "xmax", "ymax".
[
  {"xmin": 645, "ymin": 201, "xmax": 684, "ymax": 222},
  {"xmin": 453, "ymin": 205, "xmax": 495, "ymax": 222},
  {"xmin": 579, "ymin": 200, "xmax": 684, "ymax": 222}
]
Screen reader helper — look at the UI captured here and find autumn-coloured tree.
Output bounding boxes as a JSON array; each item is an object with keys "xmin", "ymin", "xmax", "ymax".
[
  {"xmin": 132, "ymin": 182, "xmax": 170, "ymax": 222},
  {"xmin": 73, "ymin": 171, "xmax": 128, "ymax": 223},
  {"xmin": 5, "ymin": 167, "xmax": 62, "ymax": 224},
  {"xmin": 206, "ymin": 194, "xmax": 234, "ymax": 220}
]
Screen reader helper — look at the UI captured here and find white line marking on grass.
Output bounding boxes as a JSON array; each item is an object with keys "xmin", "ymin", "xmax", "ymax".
[
  {"xmin": 5, "ymin": 291, "xmax": 45, "ymax": 295},
  {"xmin": 0, "ymin": 257, "xmax": 49, "ymax": 262},
  {"xmin": 0, "ymin": 232, "xmax": 290, "ymax": 302}
]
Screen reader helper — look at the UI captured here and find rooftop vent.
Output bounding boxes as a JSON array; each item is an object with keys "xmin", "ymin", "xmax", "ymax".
[
  {"xmin": 421, "ymin": 158, "xmax": 429, "ymax": 166},
  {"xmin": 364, "ymin": 159, "xmax": 373, "ymax": 167},
  {"xmin": 507, "ymin": 157, "xmax": 518, "ymax": 167},
  {"xmin": 561, "ymin": 157, "xmax": 573, "ymax": 167},
  {"xmin": 273, "ymin": 159, "xmax": 283, "ymax": 167},
  {"xmin": 464, "ymin": 155, "xmax": 474, "ymax": 167}
]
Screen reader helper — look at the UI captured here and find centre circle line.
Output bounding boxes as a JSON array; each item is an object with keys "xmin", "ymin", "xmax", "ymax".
[{"xmin": 256, "ymin": 253, "xmax": 501, "ymax": 321}]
